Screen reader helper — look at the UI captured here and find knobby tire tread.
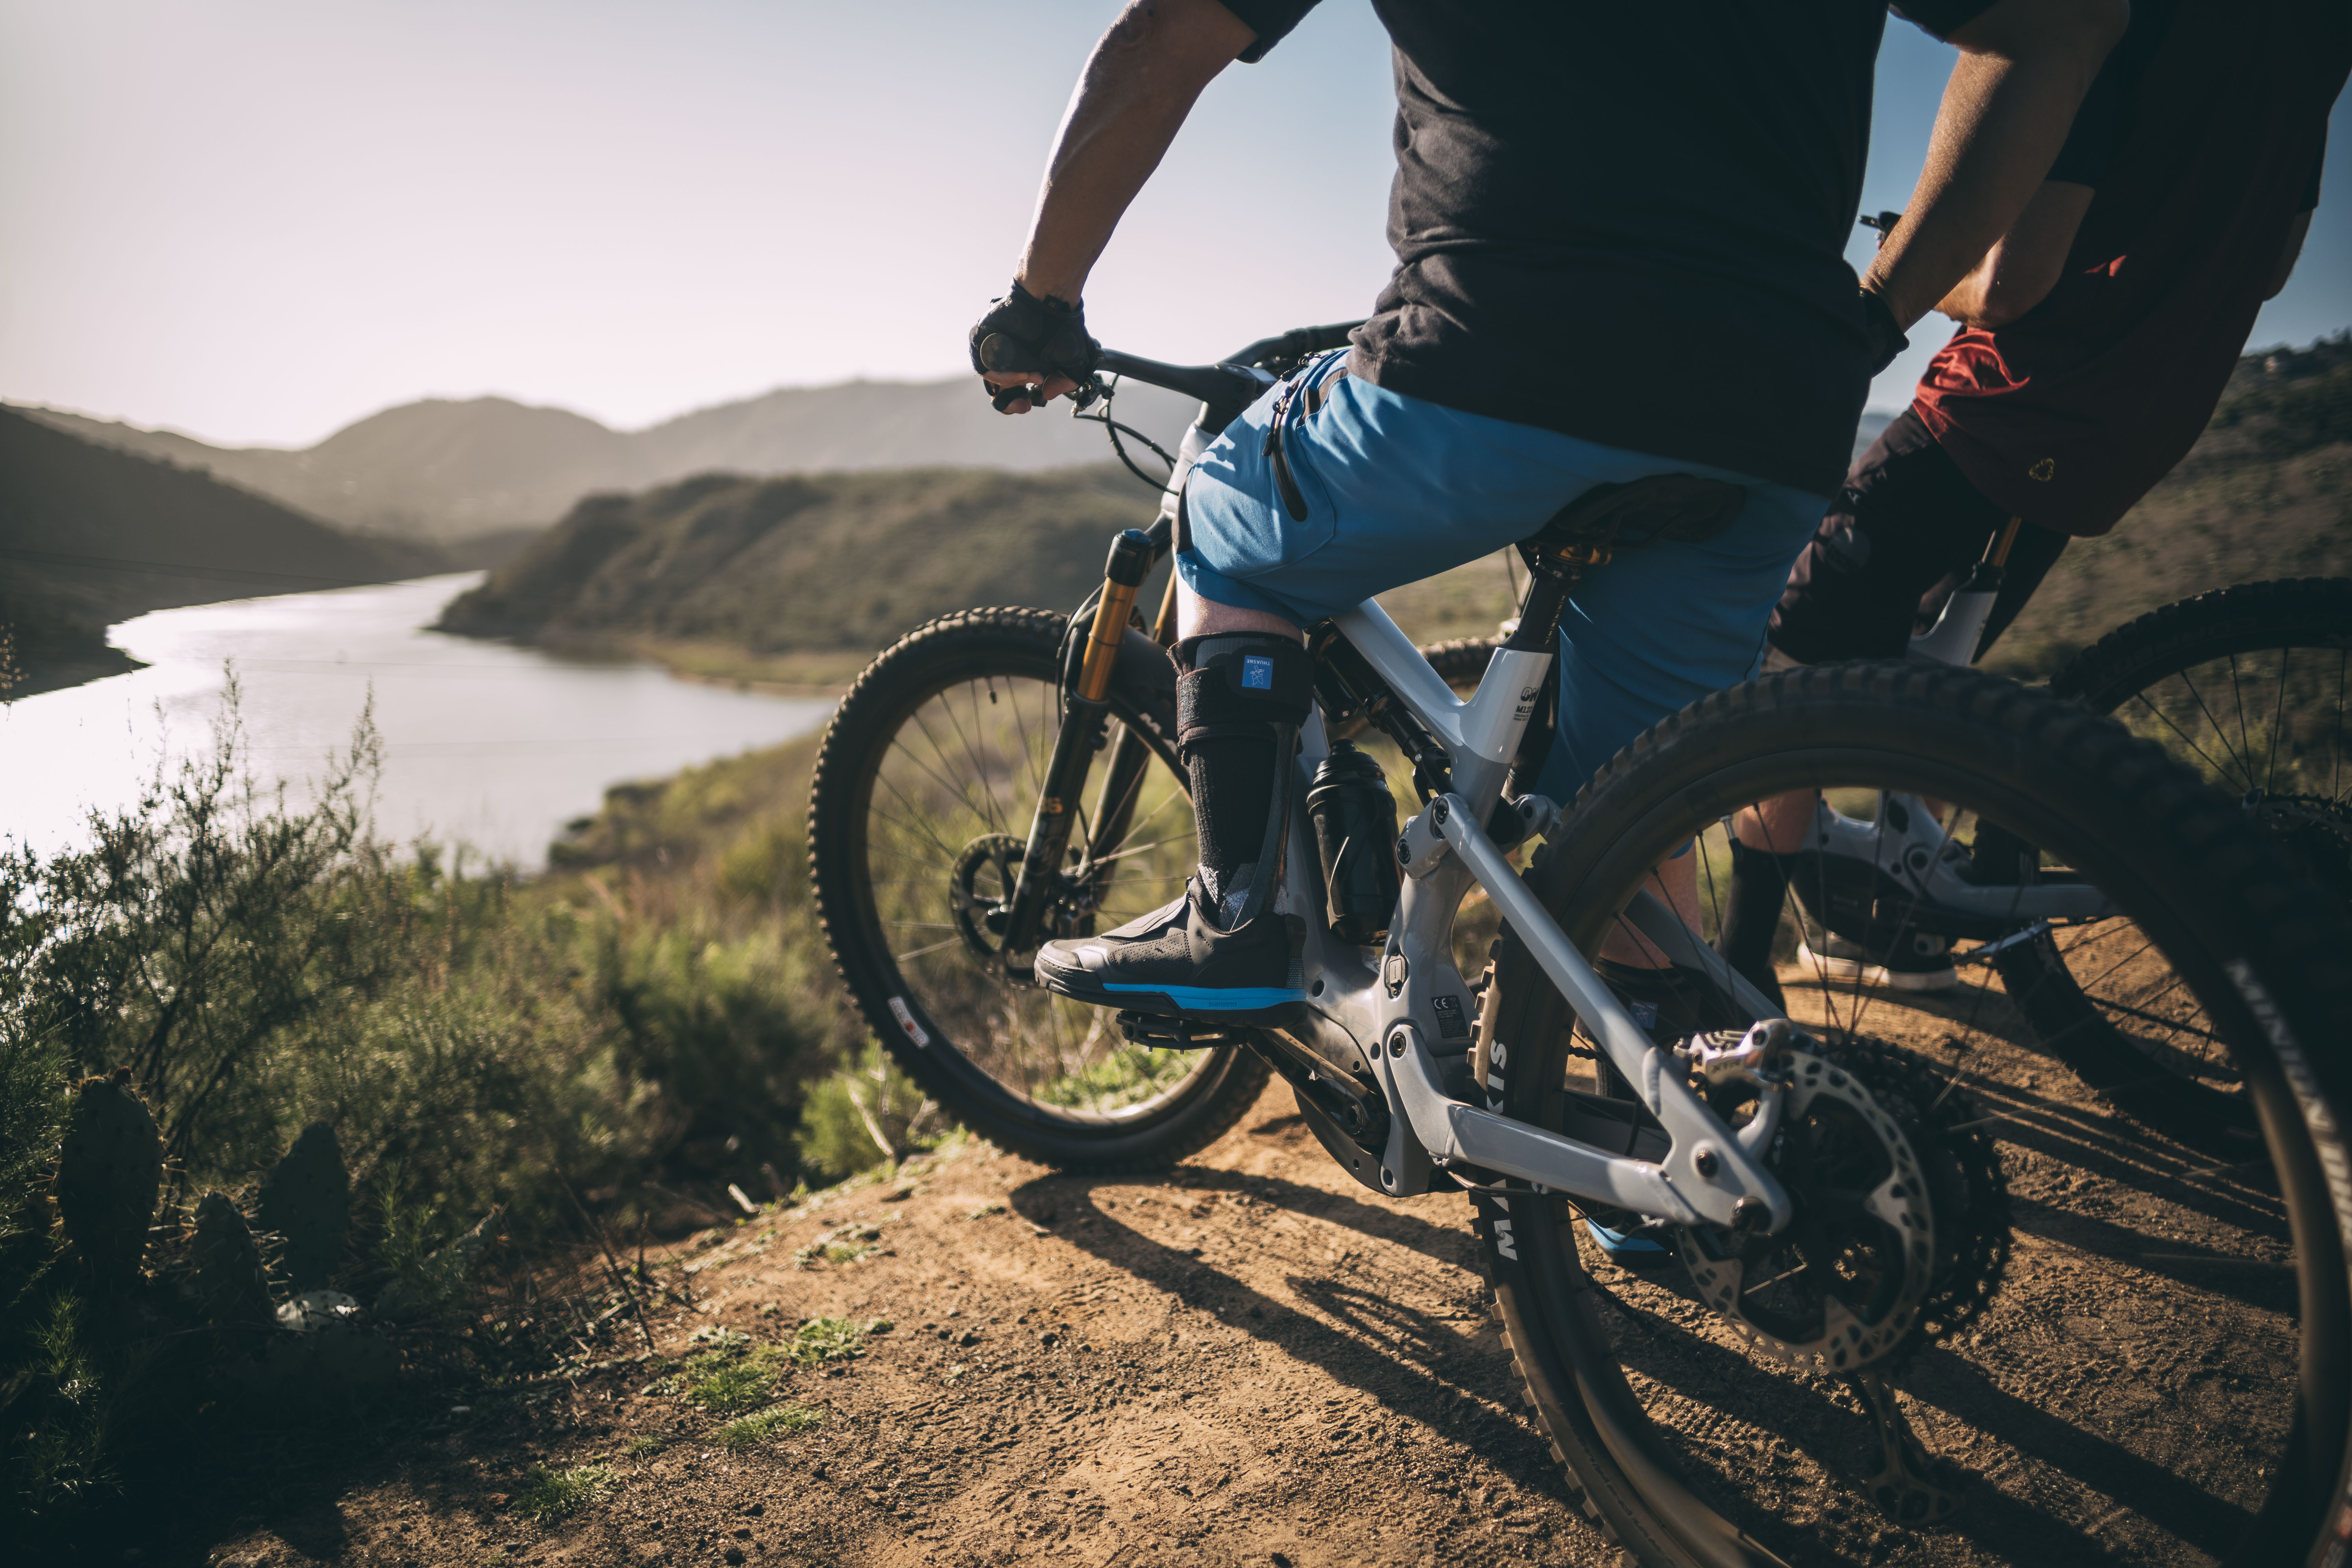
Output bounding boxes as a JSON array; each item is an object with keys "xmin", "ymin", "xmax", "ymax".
[
  {"xmin": 1472, "ymin": 661, "xmax": 2352, "ymax": 1568},
  {"xmin": 808, "ymin": 606, "xmax": 1268, "ymax": 1175},
  {"xmin": 2048, "ymin": 577, "xmax": 2352, "ymax": 712}
]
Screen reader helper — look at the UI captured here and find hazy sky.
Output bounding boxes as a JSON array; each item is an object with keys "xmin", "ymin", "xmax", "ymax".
[{"xmin": 3, "ymin": 1, "xmax": 2345, "ymax": 448}]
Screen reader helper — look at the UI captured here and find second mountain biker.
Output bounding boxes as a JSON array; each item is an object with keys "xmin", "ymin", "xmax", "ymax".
[{"xmin": 967, "ymin": 0, "xmax": 2128, "ymax": 1018}]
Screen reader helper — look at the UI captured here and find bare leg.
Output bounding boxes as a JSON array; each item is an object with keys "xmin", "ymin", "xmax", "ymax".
[
  {"xmin": 1736, "ymin": 791, "xmax": 1820, "ymax": 855},
  {"xmin": 1599, "ymin": 850, "xmax": 1701, "ymax": 967},
  {"xmin": 1178, "ymin": 580, "xmax": 1302, "ymax": 642},
  {"xmin": 1734, "ymin": 790, "xmax": 1951, "ymax": 852}
]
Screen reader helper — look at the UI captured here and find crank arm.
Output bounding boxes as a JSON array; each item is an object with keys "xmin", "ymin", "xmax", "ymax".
[{"xmin": 1404, "ymin": 792, "xmax": 1793, "ymax": 1233}]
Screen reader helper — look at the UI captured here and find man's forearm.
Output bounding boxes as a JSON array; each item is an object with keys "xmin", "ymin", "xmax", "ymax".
[
  {"xmin": 1867, "ymin": 0, "xmax": 2126, "ymax": 327},
  {"xmin": 1933, "ymin": 178, "xmax": 2095, "ymax": 328},
  {"xmin": 1014, "ymin": 0, "xmax": 1256, "ymax": 305}
]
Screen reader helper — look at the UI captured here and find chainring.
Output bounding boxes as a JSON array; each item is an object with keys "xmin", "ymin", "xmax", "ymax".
[{"xmin": 1675, "ymin": 1040, "xmax": 2010, "ymax": 1375}]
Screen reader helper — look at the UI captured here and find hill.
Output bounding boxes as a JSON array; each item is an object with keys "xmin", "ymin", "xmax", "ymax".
[
  {"xmin": 18, "ymin": 377, "xmax": 1199, "ymax": 548},
  {"xmin": 0, "ymin": 407, "xmax": 446, "ymax": 696},
  {"xmin": 435, "ymin": 465, "xmax": 1163, "ymax": 660},
  {"xmin": 435, "ymin": 333, "xmax": 2349, "ymax": 687},
  {"xmin": 1984, "ymin": 331, "xmax": 2352, "ymax": 675},
  {"xmin": 16, "ymin": 374, "xmax": 1895, "ymax": 560}
]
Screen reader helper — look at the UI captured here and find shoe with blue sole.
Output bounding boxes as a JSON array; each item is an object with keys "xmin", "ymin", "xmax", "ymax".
[
  {"xmin": 1034, "ymin": 882, "xmax": 1305, "ymax": 1024},
  {"xmin": 1584, "ymin": 1218, "xmax": 1677, "ymax": 1271}
]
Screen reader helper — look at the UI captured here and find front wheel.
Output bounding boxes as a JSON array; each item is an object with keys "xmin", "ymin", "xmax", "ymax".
[
  {"xmin": 1480, "ymin": 664, "xmax": 2352, "ymax": 1568},
  {"xmin": 807, "ymin": 606, "xmax": 1266, "ymax": 1172}
]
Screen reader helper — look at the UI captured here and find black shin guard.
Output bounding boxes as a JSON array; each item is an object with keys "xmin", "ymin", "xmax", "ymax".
[
  {"xmin": 1717, "ymin": 838, "xmax": 1791, "ymax": 1009},
  {"xmin": 1176, "ymin": 634, "xmax": 1313, "ymax": 931}
]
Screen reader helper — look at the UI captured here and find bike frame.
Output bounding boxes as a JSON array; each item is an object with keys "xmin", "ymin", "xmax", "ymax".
[
  {"xmin": 1005, "ymin": 362, "xmax": 1800, "ymax": 1237},
  {"xmin": 1283, "ymin": 602, "xmax": 1792, "ymax": 1230}
]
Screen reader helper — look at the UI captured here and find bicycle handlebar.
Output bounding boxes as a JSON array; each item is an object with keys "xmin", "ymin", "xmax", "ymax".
[
  {"xmin": 1091, "ymin": 319, "xmax": 1365, "ymax": 416},
  {"xmin": 1092, "ymin": 349, "xmax": 1268, "ymax": 412},
  {"xmin": 1222, "ymin": 319, "xmax": 1362, "ymax": 367}
]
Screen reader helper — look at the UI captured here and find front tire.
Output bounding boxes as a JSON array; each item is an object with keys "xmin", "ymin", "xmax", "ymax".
[{"xmin": 808, "ymin": 607, "xmax": 1267, "ymax": 1172}]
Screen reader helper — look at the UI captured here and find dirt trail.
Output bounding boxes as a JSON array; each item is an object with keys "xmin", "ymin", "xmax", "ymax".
[
  {"xmin": 205, "ymin": 1087, "xmax": 1613, "ymax": 1568},
  {"xmin": 198, "ymin": 965, "xmax": 2293, "ymax": 1568}
]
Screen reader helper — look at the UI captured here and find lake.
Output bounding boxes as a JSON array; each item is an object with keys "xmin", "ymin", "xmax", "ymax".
[{"xmin": 0, "ymin": 573, "xmax": 835, "ymax": 869}]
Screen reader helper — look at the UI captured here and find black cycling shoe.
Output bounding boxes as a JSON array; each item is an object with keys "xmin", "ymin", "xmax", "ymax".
[{"xmin": 1034, "ymin": 882, "xmax": 1305, "ymax": 1019}]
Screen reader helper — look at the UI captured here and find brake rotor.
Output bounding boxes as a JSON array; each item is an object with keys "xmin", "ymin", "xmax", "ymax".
[
  {"xmin": 1676, "ymin": 1047, "xmax": 1938, "ymax": 1375},
  {"xmin": 948, "ymin": 832, "xmax": 1098, "ymax": 967}
]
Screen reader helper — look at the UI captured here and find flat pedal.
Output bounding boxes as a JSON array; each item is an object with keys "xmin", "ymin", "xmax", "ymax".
[{"xmin": 1115, "ymin": 1011, "xmax": 1243, "ymax": 1051}]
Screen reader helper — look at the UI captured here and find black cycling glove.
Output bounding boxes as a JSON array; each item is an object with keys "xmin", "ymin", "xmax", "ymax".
[
  {"xmin": 969, "ymin": 281, "xmax": 1100, "ymax": 412},
  {"xmin": 1860, "ymin": 287, "xmax": 1910, "ymax": 376}
]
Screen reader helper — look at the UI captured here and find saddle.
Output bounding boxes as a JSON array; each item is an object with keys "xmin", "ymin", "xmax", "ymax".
[{"xmin": 1518, "ymin": 473, "xmax": 1748, "ymax": 586}]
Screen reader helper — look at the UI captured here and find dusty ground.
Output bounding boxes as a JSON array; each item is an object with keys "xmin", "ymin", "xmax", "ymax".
[
  {"xmin": 194, "ymin": 1092, "xmax": 1604, "ymax": 1568},
  {"xmin": 181, "ymin": 957, "xmax": 2295, "ymax": 1568}
]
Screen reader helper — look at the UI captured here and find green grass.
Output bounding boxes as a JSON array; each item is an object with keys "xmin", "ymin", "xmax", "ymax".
[
  {"xmin": 660, "ymin": 1317, "xmax": 886, "ymax": 1410},
  {"xmin": 681, "ymin": 1357, "xmax": 779, "ymax": 1414},
  {"xmin": 623, "ymin": 1435, "xmax": 668, "ymax": 1460},
  {"xmin": 715, "ymin": 1404, "xmax": 823, "ymax": 1448},
  {"xmin": 1031, "ymin": 1045, "xmax": 1191, "ymax": 1110},
  {"xmin": 787, "ymin": 1316, "xmax": 889, "ymax": 1366},
  {"xmin": 513, "ymin": 1463, "xmax": 613, "ymax": 1521},
  {"xmin": 790, "ymin": 1237, "xmax": 878, "ymax": 1267}
]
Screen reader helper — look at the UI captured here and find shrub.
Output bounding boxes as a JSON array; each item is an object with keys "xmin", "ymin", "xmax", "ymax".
[{"xmin": 793, "ymin": 1040, "xmax": 941, "ymax": 1183}]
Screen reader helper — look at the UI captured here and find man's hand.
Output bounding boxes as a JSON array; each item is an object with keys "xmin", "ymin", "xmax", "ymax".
[
  {"xmin": 971, "ymin": 0, "xmax": 1256, "ymax": 413},
  {"xmin": 1865, "ymin": 0, "xmax": 2128, "ymax": 331},
  {"xmin": 971, "ymin": 283, "xmax": 1100, "ymax": 414}
]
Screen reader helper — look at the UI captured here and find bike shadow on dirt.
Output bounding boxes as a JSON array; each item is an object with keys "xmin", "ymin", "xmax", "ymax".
[
  {"xmin": 1008, "ymin": 1084, "xmax": 2280, "ymax": 1566},
  {"xmin": 1005, "ymin": 1162, "xmax": 1918, "ymax": 1567},
  {"xmin": 1598, "ymin": 1281, "xmax": 2255, "ymax": 1565},
  {"xmin": 1006, "ymin": 1163, "xmax": 1584, "ymax": 1514}
]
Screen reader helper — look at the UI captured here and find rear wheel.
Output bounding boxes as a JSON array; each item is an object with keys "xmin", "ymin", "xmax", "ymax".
[{"xmin": 1480, "ymin": 663, "xmax": 2352, "ymax": 1568}]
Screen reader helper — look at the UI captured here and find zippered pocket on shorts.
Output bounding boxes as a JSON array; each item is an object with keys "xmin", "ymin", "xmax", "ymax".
[{"xmin": 1263, "ymin": 383, "xmax": 1311, "ymax": 522}]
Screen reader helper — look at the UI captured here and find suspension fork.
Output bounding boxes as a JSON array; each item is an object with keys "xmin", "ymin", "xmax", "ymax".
[
  {"xmin": 1001, "ymin": 528, "xmax": 1159, "ymax": 970},
  {"xmin": 1080, "ymin": 563, "xmax": 1185, "ymax": 897}
]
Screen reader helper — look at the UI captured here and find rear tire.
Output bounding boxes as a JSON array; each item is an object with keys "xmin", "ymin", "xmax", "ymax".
[{"xmin": 1481, "ymin": 664, "xmax": 2352, "ymax": 1567}]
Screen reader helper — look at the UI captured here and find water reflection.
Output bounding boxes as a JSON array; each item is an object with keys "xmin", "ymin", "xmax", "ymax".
[{"xmin": 0, "ymin": 573, "xmax": 833, "ymax": 869}]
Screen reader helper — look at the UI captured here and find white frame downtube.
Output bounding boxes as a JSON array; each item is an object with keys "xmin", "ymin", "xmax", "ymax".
[{"xmin": 1276, "ymin": 597, "xmax": 1794, "ymax": 1233}]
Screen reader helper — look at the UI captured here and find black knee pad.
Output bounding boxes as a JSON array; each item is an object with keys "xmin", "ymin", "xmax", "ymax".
[{"xmin": 1175, "ymin": 634, "xmax": 1314, "ymax": 759}]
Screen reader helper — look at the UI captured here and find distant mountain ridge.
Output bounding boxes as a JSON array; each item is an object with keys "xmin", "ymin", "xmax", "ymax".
[
  {"xmin": 17, "ymin": 377, "xmax": 1200, "ymax": 547},
  {"xmin": 19, "ymin": 378, "xmax": 1901, "ymax": 554},
  {"xmin": 437, "ymin": 333, "xmax": 2350, "ymax": 682},
  {"xmin": 0, "ymin": 407, "xmax": 447, "ymax": 696}
]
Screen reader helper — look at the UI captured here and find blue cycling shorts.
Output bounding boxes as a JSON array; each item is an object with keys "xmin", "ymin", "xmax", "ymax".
[{"xmin": 1178, "ymin": 351, "xmax": 1830, "ymax": 801}]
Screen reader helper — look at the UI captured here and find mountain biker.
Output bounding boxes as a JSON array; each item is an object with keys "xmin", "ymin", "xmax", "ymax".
[
  {"xmin": 1717, "ymin": 0, "xmax": 2350, "ymax": 998},
  {"xmin": 970, "ymin": 0, "xmax": 2126, "ymax": 1020}
]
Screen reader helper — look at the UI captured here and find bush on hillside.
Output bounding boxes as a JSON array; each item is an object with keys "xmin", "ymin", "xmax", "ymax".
[{"xmin": 0, "ymin": 686, "xmax": 851, "ymax": 1531}]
